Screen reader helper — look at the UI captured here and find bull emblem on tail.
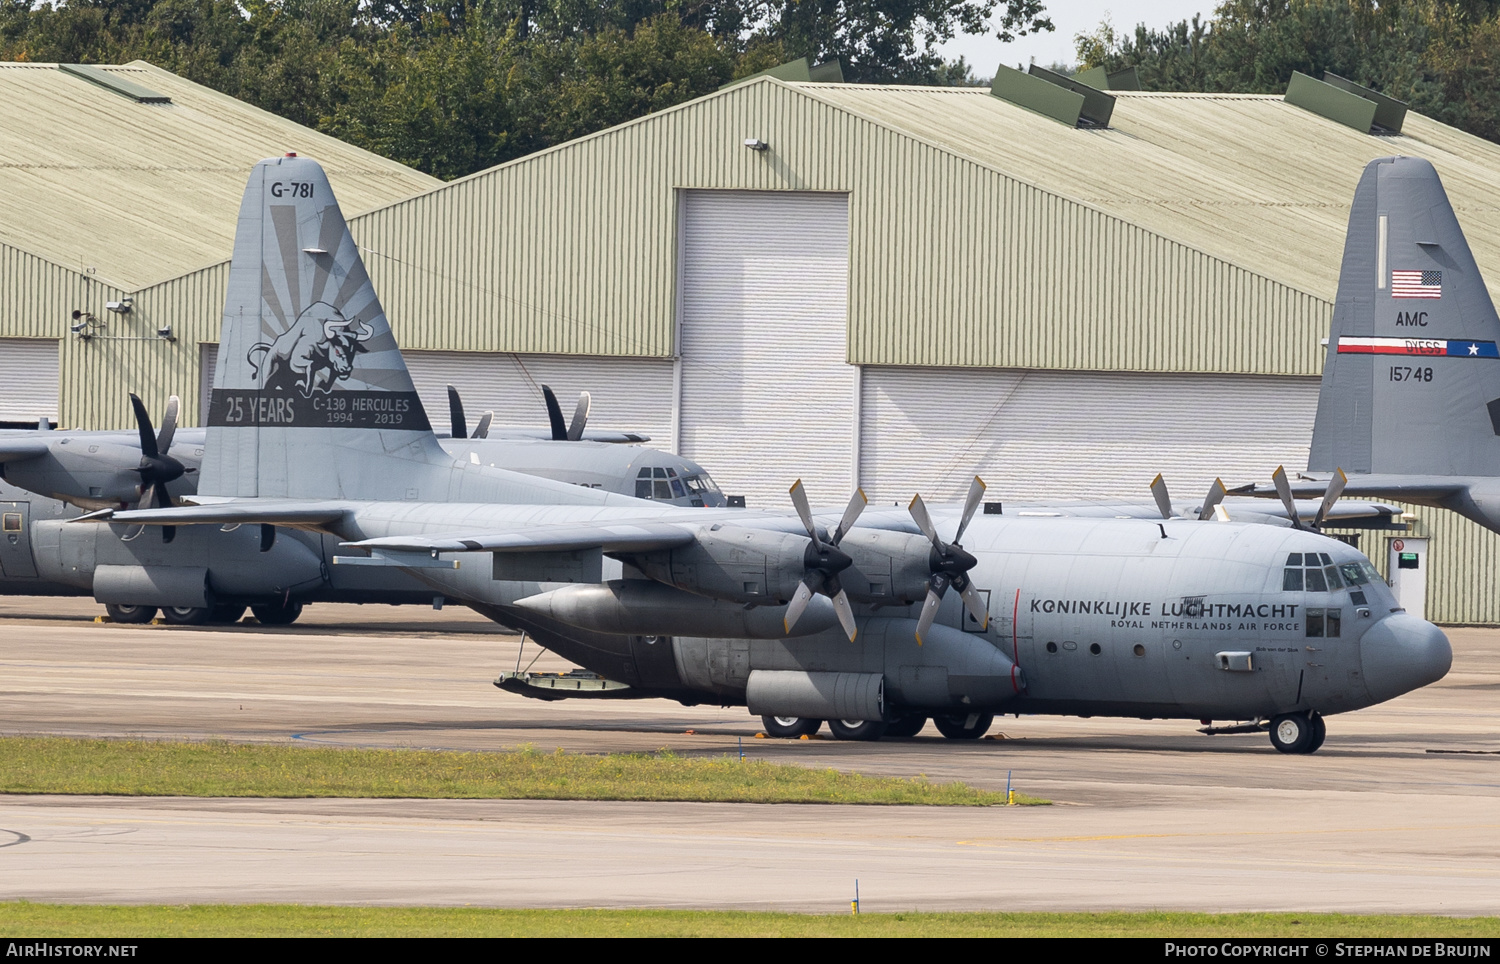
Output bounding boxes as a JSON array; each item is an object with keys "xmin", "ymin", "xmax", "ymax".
[{"xmin": 247, "ymin": 302, "xmax": 374, "ymax": 397}]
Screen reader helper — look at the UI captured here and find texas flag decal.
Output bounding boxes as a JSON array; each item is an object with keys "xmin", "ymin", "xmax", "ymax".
[{"xmin": 1338, "ymin": 337, "xmax": 1498, "ymax": 357}]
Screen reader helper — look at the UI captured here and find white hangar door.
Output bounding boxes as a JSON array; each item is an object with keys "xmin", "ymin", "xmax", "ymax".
[
  {"xmin": 858, "ymin": 367, "xmax": 1320, "ymax": 507},
  {"xmin": 678, "ymin": 191, "xmax": 853, "ymax": 508},
  {"xmin": 0, "ymin": 338, "xmax": 59, "ymax": 426}
]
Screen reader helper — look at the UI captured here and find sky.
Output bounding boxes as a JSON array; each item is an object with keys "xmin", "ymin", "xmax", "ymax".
[{"xmin": 933, "ymin": 0, "xmax": 1216, "ymax": 75}]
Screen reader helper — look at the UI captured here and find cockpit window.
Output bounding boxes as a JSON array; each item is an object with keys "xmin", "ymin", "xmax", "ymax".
[{"xmin": 1287, "ymin": 554, "xmax": 1381, "ymax": 593}]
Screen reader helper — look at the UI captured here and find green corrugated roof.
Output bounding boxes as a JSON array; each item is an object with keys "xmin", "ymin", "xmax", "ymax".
[
  {"xmin": 793, "ymin": 84, "xmax": 1500, "ymax": 304},
  {"xmin": 0, "ymin": 61, "xmax": 440, "ymax": 290}
]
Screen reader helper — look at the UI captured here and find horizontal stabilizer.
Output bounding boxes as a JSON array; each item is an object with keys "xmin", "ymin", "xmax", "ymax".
[
  {"xmin": 341, "ymin": 521, "xmax": 697, "ymax": 555},
  {"xmin": 1234, "ymin": 474, "xmax": 1465, "ymax": 502}
]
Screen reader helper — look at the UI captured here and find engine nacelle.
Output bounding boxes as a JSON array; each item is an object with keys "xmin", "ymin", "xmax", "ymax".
[
  {"xmin": 835, "ymin": 528, "xmax": 935, "ymax": 604},
  {"xmin": 631, "ymin": 525, "xmax": 813, "ymax": 604}
]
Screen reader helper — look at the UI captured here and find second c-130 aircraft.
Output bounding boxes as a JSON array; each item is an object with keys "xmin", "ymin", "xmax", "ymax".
[{"xmin": 88, "ymin": 154, "xmax": 1452, "ymax": 753}]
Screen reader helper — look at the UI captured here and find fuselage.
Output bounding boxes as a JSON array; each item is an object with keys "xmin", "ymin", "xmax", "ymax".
[{"xmin": 320, "ymin": 504, "xmax": 1450, "ymax": 723}]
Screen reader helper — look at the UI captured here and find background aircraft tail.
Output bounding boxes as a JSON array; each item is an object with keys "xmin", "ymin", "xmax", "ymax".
[
  {"xmin": 1309, "ymin": 156, "xmax": 1500, "ymax": 476},
  {"xmin": 199, "ymin": 154, "xmax": 456, "ymax": 499}
]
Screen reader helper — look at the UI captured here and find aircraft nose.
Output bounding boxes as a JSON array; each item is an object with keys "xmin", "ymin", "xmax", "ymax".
[{"xmin": 1360, "ymin": 613, "xmax": 1452, "ymax": 704}]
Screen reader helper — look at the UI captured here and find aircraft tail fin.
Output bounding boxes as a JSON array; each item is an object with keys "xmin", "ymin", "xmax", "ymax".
[
  {"xmin": 1309, "ymin": 156, "xmax": 1500, "ymax": 476},
  {"xmin": 199, "ymin": 154, "xmax": 451, "ymax": 499}
]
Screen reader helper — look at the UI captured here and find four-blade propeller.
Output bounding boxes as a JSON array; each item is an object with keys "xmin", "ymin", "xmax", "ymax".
[
  {"xmin": 1151, "ymin": 473, "xmax": 1228, "ymax": 521},
  {"xmin": 127, "ymin": 393, "xmax": 185, "ymax": 543},
  {"xmin": 446, "ymin": 385, "xmax": 493, "ymax": 440},
  {"xmin": 783, "ymin": 480, "xmax": 868, "ymax": 641},
  {"xmin": 909, "ymin": 476, "xmax": 990, "ymax": 646},
  {"xmin": 1271, "ymin": 465, "xmax": 1348, "ymax": 530},
  {"xmin": 542, "ymin": 385, "xmax": 591, "ymax": 441}
]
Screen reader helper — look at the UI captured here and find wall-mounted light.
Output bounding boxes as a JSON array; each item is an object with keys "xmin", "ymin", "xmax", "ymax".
[
  {"xmin": 744, "ymin": 138, "xmax": 768, "ymax": 151},
  {"xmin": 156, "ymin": 324, "xmax": 175, "ymax": 342},
  {"xmin": 69, "ymin": 309, "xmax": 100, "ymax": 340},
  {"xmin": 105, "ymin": 298, "xmax": 133, "ymax": 314}
]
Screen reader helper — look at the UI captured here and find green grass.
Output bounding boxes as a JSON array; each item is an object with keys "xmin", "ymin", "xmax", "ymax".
[
  {"xmin": 0, "ymin": 905, "xmax": 1495, "ymax": 937},
  {"xmin": 0, "ymin": 736, "xmax": 1043, "ymax": 805}
]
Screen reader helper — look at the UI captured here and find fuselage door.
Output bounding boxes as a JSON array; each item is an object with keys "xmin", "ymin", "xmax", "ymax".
[{"xmin": 0, "ymin": 502, "xmax": 37, "ymax": 578}]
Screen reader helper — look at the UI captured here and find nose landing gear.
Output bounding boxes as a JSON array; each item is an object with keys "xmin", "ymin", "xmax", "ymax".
[{"xmin": 1269, "ymin": 711, "xmax": 1326, "ymax": 754}]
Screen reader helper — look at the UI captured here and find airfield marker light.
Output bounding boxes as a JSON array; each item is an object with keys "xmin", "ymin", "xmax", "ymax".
[
  {"xmin": 852, "ymin": 879, "xmax": 859, "ymax": 915},
  {"xmin": 1007, "ymin": 770, "xmax": 1015, "ymax": 806},
  {"xmin": 738, "ymin": 736, "xmax": 744, "ymax": 761}
]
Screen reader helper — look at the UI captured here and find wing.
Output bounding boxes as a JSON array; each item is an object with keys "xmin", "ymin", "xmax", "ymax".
[
  {"xmin": 0, "ymin": 438, "xmax": 51, "ymax": 463},
  {"xmin": 480, "ymin": 428, "xmax": 651, "ymax": 444},
  {"xmin": 97, "ymin": 499, "xmax": 351, "ymax": 529},
  {"xmin": 341, "ymin": 521, "xmax": 696, "ymax": 555}
]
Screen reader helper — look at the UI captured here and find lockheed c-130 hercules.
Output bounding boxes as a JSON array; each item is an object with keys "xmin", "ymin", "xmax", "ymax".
[{"xmin": 89, "ymin": 153, "xmax": 1452, "ymax": 754}]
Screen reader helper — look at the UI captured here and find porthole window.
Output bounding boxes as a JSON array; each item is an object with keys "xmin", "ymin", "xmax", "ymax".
[
  {"xmin": 1089, "ymin": 643, "xmax": 1102, "ymax": 656},
  {"xmin": 1045, "ymin": 641, "xmax": 1058, "ymax": 653},
  {"xmin": 1133, "ymin": 644, "xmax": 1145, "ymax": 657}
]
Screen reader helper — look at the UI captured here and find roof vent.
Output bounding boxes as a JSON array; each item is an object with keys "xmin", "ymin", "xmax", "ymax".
[
  {"xmin": 1321, "ymin": 72, "xmax": 1407, "ymax": 134},
  {"xmin": 1284, "ymin": 70, "xmax": 1406, "ymax": 134},
  {"xmin": 1075, "ymin": 65, "xmax": 1140, "ymax": 92},
  {"xmin": 59, "ymin": 64, "xmax": 170, "ymax": 103},
  {"xmin": 989, "ymin": 63, "xmax": 1115, "ymax": 128},
  {"xmin": 721, "ymin": 57, "xmax": 843, "ymax": 90}
]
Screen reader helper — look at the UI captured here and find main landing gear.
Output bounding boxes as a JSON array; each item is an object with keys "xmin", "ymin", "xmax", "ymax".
[
  {"xmin": 1269, "ymin": 711, "xmax": 1326, "ymax": 754},
  {"xmin": 761, "ymin": 715, "xmax": 821, "ymax": 738}
]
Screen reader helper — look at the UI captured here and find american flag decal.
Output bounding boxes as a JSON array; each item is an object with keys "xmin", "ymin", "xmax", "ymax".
[{"xmin": 1392, "ymin": 269, "xmax": 1442, "ymax": 299}]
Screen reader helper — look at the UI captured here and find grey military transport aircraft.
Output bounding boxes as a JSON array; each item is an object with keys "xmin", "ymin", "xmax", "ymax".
[
  {"xmin": 0, "ymin": 374, "xmax": 724, "ymax": 625},
  {"xmin": 1243, "ymin": 155, "xmax": 1500, "ymax": 531},
  {"xmin": 85, "ymin": 153, "xmax": 1450, "ymax": 753}
]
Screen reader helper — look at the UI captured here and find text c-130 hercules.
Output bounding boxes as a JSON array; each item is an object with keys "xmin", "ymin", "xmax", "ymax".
[{"xmin": 97, "ymin": 154, "xmax": 1452, "ymax": 754}]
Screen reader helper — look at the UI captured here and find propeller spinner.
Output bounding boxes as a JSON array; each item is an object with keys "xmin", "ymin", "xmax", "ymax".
[
  {"xmin": 909, "ymin": 477, "xmax": 990, "ymax": 645},
  {"xmin": 783, "ymin": 480, "xmax": 868, "ymax": 641}
]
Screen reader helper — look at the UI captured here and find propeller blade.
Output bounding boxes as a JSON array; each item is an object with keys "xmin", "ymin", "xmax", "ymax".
[
  {"xmin": 129, "ymin": 393, "xmax": 158, "ymax": 459},
  {"xmin": 541, "ymin": 385, "xmax": 567, "ymax": 441},
  {"xmin": 156, "ymin": 395, "xmax": 179, "ymax": 454},
  {"xmin": 1150, "ymin": 473, "xmax": 1173, "ymax": 520},
  {"xmin": 1197, "ymin": 478, "xmax": 1228, "ymax": 521},
  {"xmin": 473, "ymin": 411, "xmax": 492, "ymax": 439},
  {"xmin": 1312, "ymin": 467, "xmax": 1349, "ymax": 528},
  {"xmin": 953, "ymin": 476, "xmax": 987, "ymax": 544},
  {"xmin": 152, "ymin": 482, "xmax": 171, "ymax": 509},
  {"xmin": 783, "ymin": 579, "xmax": 816, "ymax": 634},
  {"xmin": 566, "ymin": 391, "xmax": 591, "ymax": 442},
  {"xmin": 831, "ymin": 589, "xmax": 858, "ymax": 641},
  {"xmin": 958, "ymin": 579, "xmax": 989, "ymax": 631},
  {"xmin": 908, "ymin": 493, "xmax": 942, "ymax": 550},
  {"xmin": 913, "ymin": 579, "xmax": 948, "ymax": 647},
  {"xmin": 1271, "ymin": 465, "xmax": 1303, "ymax": 529},
  {"xmin": 788, "ymin": 479, "xmax": 821, "ymax": 545},
  {"xmin": 831, "ymin": 488, "xmax": 867, "ymax": 545},
  {"xmin": 447, "ymin": 385, "xmax": 467, "ymax": 439}
]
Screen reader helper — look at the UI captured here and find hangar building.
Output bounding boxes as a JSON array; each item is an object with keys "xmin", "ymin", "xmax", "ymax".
[{"xmin": 5, "ymin": 61, "xmax": 1500, "ymax": 622}]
